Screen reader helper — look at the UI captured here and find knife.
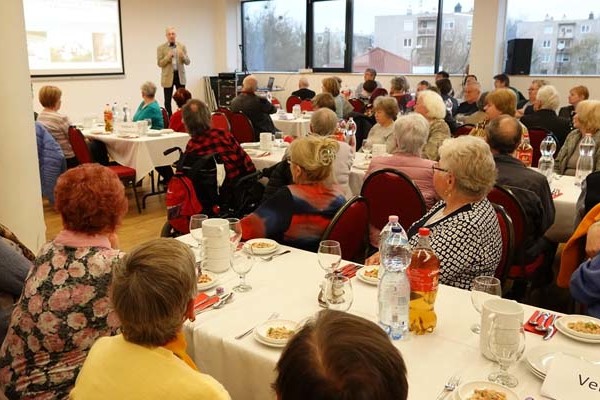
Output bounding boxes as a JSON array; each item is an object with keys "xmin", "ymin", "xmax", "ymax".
[{"xmin": 543, "ymin": 315, "xmax": 557, "ymax": 340}]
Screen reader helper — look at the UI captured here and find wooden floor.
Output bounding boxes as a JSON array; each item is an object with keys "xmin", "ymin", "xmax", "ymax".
[{"xmin": 43, "ymin": 182, "xmax": 168, "ymax": 253}]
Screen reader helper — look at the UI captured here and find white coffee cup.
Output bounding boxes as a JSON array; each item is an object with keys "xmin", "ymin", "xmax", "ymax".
[
  {"xmin": 203, "ymin": 257, "xmax": 230, "ymax": 273},
  {"xmin": 260, "ymin": 132, "xmax": 273, "ymax": 151},
  {"xmin": 202, "ymin": 218, "xmax": 229, "ymax": 237},
  {"xmin": 372, "ymin": 143, "xmax": 387, "ymax": 157},
  {"xmin": 480, "ymin": 298, "xmax": 524, "ymax": 360}
]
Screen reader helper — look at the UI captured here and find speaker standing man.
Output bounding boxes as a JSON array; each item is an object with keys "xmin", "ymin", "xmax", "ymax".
[{"xmin": 157, "ymin": 27, "xmax": 190, "ymax": 116}]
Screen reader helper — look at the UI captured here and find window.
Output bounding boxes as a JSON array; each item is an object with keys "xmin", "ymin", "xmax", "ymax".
[
  {"xmin": 541, "ymin": 54, "xmax": 550, "ymax": 63},
  {"xmin": 403, "ymin": 38, "xmax": 412, "ymax": 48},
  {"xmin": 506, "ymin": 0, "xmax": 600, "ymax": 75},
  {"xmin": 439, "ymin": 0, "xmax": 473, "ymax": 74},
  {"xmin": 312, "ymin": 0, "xmax": 347, "ymax": 70},
  {"xmin": 242, "ymin": 1, "xmax": 306, "ymax": 72},
  {"xmin": 444, "ymin": 20, "xmax": 454, "ymax": 30}
]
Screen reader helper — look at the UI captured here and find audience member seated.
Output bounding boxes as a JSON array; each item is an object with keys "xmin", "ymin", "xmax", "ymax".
[
  {"xmin": 435, "ymin": 70, "xmax": 449, "ymax": 81},
  {"xmin": 470, "ymin": 88, "xmax": 528, "ymax": 139},
  {"xmin": 520, "ymin": 85, "xmax": 571, "ymax": 149},
  {"xmin": 230, "ymin": 75, "xmax": 277, "ymax": 139},
  {"xmin": 70, "ymin": 239, "xmax": 230, "ymax": 399},
  {"xmin": 389, "ymin": 75, "xmax": 412, "ymax": 113},
  {"xmin": 133, "ymin": 81, "xmax": 164, "ymax": 129},
  {"xmin": 462, "ymin": 91, "xmax": 488, "ymax": 126},
  {"xmin": 416, "ymin": 80, "xmax": 431, "ymax": 93},
  {"xmin": 311, "ymin": 93, "xmax": 337, "ymax": 113},
  {"xmin": 493, "ymin": 73, "xmax": 526, "ymax": 106},
  {"xmin": 0, "ymin": 224, "xmax": 34, "ymax": 346},
  {"xmin": 367, "ymin": 135, "xmax": 501, "ymax": 290},
  {"xmin": 414, "ymin": 90, "xmax": 451, "ymax": 161},
  {"xmin": 455, "ymin": 82, "xmax": 481, "ymax": 121},
  {"xmin": 362, "ymin": 80, "xmax": 378, "ymax": 102},
  {"xmin": 291, "ymin": 77, "xmax": 316, "ymax": 100},
  {"xmin": 273, "ymin": 310, "xmax": 408, "ymax": 400},
  {"xmin": 570, "ymin": 251, "xmax": 600, "ymax": 318},
  {"xmin": 0, "ymin": 164, "xmax": 126, "ymax": 399},
  {"xmin": 554, "ymin": 100, "xmax": 600, "ymax": 176},
  {"xmin": 486, "ymin": 115, "xmax": 556, "ymax": 286},
  {"xmin": 516, "ymin": 79, "xmax": 548, "ymax": 118},
  {"xmin": 36, "ymin": 121, "xmax": 66, "ymax": 205},
  {"xmin": 169, "ymin": 87, "xmax": 192, "ymax": 132},
  {"xmin": 559, "ymin": 85, "xmax": 589, "ymax": 127},
  {"xmin": 241, "ymin": 136, "xmax": 346, "ymax": 252},
  {"xmin": 183, "ymin": 99, "xmax": 255, "ymax": 186},
  {"xmin": 322, "ymin": 77, "xmax": 353, "ymax": 119},
  {"xmin": 365, "ymin": 96, "xmax": 399, "ymax": 153},
  {"xmin": 355, "ymin": 68, "xmax": 382, "ymax": 101},
  {"xmin": 436, "ymin": 78, "xmax": 458, "ymax": 116},
  {"xmin": 458, "ymin": 74, "xmax": 478, "ymax": 99},
  {"xmin": 36, "ymin": 85, "xmax": 78, "ymax": 168}
]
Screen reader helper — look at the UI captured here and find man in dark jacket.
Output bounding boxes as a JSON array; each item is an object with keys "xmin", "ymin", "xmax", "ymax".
[
  {"xmin": 230, "ymin": 75, "xmax": 277, "ymax": 141},
  {"xmin": 291, "ymin": 77, "xmax": 316, "ymax": 100}
]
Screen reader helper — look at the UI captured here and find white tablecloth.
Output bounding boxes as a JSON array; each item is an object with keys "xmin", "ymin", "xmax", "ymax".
[
  {"xmin": 83, "ymin": 131, "xmax": 190, "ymax": 181},
  {"xmin": 179, "ymin": 235, "xmax": 594, "ymax": 400},
  {"xmin": 271, "ymin": 114, "xmax": 311, "ymax": 137}
]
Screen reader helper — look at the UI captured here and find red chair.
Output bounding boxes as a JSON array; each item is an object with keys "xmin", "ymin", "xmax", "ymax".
[
  {"xmin": 217, "ymin": 107, "xmax": 234, "ymax": 122},
  {"xmin": 285, "ymin": 96, "xmax": 302, "ymax": 113},
  {"xmin": 492, "ymin": 203, "xmax": 515, "ymax": 286},
  {"xmin": 528, "ymin": 127, "xmax": 551, "ymax": 168},
  {"xmin": 360, "ymin": 168, "xmax": 427, "ymax": 234},
  {"xmin": 211, "ymin": 112, "xmax": 231, "ymax": 132},
  {"xmin": 349, "ymin": 98, "xmax": 365, "ymax": 113},
  {"xmin": 68, "ymin": 126, "xmax": 141, "ymax": 213},
  {"xmin": 230, "ymin": 112, "xmax": 255, "ymax": 143},
  {"xmin": 368, "ymin": 88, "xmax": 388, "ymax": 104},
  {"xmin": 452, "ymin": 124, "xmax": 475, "ymax": 137},
  {"xmin": 161, "ymin": 107, "xmax": 169, "ymax": 128},
  {"xmin": 321, "ymin": 196, "xmax": 369, "ymax": 263},
  {"xmin": 300, "ymin": 99, "xmax": 314, "ymax": 112},
  {"xmin": 271, "ymin": 97, "xmax": 281, "ymax": 109}
]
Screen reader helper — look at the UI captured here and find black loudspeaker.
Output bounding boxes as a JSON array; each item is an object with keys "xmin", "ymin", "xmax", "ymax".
[{"xmin": 505, "ymin": 38, "xmax": 533, "ymax": 75}]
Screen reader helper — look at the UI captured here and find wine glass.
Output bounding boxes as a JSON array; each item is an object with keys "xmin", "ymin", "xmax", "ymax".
[
  {"xmin": 487, "ymin": 316, "xmax": 526, "ymax": 388},
  {"xmin": 231, "ymin": 251, "xmax": 255, "ymax": 292},
  {"xmin": 361, "ymin": 139, "xmax": 373, "ymax": 159},
  {"xmin": 190, "ymin": 214, "xmax": 208, "ymax": 248},
  {"xmin": 470, "ymin": 276, "xmax": 502, "ymax": 334},
  {"xmin": 227, "ymin": 218, "xmax": 242, "ymax": 252},
  {"xmin": 324, "ymin": 275, "xmax": 353, "ymax": 311},
  {"xmin": 317, "ymin": 240, "xmax": 342, "ymax": 307}
]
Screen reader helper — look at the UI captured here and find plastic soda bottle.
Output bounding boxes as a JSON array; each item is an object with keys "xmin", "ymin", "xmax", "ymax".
[
  {"xmin": 516, "ymin": 131, "xmax": 533, "ymax": 167},
  {"xmin": 103, "ymin": 103, "xmax": 113, "ymax": 132},
  {"xmin": 576, "ymin": 133, "xmax": 595, "ymax": 185}
]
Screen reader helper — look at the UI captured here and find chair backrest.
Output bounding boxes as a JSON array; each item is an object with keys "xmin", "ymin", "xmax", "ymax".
[
  {"xmin": 321, "ymin": 196, "xmax": 369, "ymax": 263},
  {"xmin": 492, "ymin": 203, "xmax": 514, "ymax": 285},
  {"xmin": 161, "ymin": 107, "xmax": 169, "ymax": 128},
  {"xmin": 230, "ymin": 112, "xmax": 255, "ymax": 144},
  {"xmin": 349, "ymin": 98, "xmax": 365, "ymax": 113},
  {"xmin": 528, "ymin": 127, "xmax": 551, "ymax": 168},
  {"xmin": 217, "ymin": 107, "xmax": 234, "ymax": 122},
  {"xmin": 285, "ymin": 96, "xmax": 302, "ymax": 113},
  {"xmin": 584, "ymin": 171, "xmax": 600, "ymax": 214},
  {"xmin": 68, "ymin": 126, "xmax": 93, "ymax": 163},
  {"xmin": 360, "ymin": 168, "xmax": 427, "ymax": 232},
  {"xmin": 452, "ymin": 123, "xmax": 475, "ymax": 137},
  {"xmin": 368, "ymin": 88, "xmax": 389, "ymax": 104},
  {"xmin": 211, "ymin": 112, "xmax": 231, "ymax": 132},
  {"xmin": 271, "ymin": 97, "xmax": 281, "ymax": 108},
  {"xmin": 487, "ymin": 185, "xmax": 526, "ymax": 263},
  {"xmin": 300, "ymin": 99, "xmax": 314, "ymax": 112}
]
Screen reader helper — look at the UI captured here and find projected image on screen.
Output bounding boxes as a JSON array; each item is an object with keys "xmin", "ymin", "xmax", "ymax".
[{"xmin": 24, "ymin": 0, "xmax": 124, "ymax": 77}]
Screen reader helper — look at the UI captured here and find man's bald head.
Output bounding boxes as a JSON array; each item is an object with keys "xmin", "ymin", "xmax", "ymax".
[
  {"xmin": 486, "ymin": 114, "xmax": 522, "ymax": 155},
  {"xmin": 299, "ymin": 77, "xmax": 309, "ymax": 88},
  {"xmin": 243, "ymin": 75, "xmax": 258, "ymax": 92}
]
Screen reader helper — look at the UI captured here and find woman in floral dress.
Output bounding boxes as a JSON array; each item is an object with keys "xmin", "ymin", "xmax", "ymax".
[{"xmin": 0, "ymin": 164, "xmax": 128, "ymax": 399}]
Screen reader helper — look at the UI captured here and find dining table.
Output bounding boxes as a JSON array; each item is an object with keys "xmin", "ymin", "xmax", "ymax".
[
  {"xmin": 179, "ymin": 234, "xmax": 596, "ymax": 400},
  {"xmin": 270, "ymin": 113, "xmax": 311, "ymax": 138}
]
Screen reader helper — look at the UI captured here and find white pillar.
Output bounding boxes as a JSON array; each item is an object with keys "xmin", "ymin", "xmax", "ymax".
[{"xmin": 0, "ymin": 1, "xmax": 46, "ymax": 252}]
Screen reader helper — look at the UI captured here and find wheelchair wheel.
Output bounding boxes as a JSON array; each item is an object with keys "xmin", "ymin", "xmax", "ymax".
[{"xmin": 160, "ymin": 221, "xmax": 182, "ymax": 238}]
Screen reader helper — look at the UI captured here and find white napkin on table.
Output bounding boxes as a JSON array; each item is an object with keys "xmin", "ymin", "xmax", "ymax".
[{"xmin": 541, "ymin": 353, "xmax": 600, "ymax": 400}]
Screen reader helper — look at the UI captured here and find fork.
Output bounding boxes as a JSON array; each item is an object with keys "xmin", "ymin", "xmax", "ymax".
[
  {"xmin": 235, "ymin": 312, "xmax": 279, "ymax": 340},
  {"xmin": 435, "ymin": 374, "xmax": 461, "ymax": 400},
  {"xmin": 260, "ymin": 250, "xmax": 291, "ymax": 262}
]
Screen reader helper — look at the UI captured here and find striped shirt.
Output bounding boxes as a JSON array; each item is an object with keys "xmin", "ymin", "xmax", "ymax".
[{"xmin": 37, "ymin": 109, "xmax": 74, "ymax": 158}]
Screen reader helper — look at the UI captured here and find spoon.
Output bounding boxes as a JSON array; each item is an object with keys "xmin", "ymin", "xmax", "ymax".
[
  {"xmin": 197, "ymin": 292, "xmax": 233, "ymax": 314},
  {"xmin": 535, "ymin": 313, "xmax": 552, "ymax": 331},
  {"xmin": 261, "ymin": 250, "xmax": 291, "ymax": 262}
]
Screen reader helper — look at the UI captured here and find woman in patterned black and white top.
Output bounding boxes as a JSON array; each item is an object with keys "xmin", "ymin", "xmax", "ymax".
[{"xmin": 368, "ymin": 135, "xmax": 502, "ymax": 290}]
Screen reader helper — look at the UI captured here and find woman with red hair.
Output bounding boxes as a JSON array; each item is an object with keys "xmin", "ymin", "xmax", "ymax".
[
  {"xmin": 169, "ymin": 87, "xmax": 192, "ymax": 132},
  {"xmin": 0, "ymin": 164, "xmax": 128, "ymax": 399}
]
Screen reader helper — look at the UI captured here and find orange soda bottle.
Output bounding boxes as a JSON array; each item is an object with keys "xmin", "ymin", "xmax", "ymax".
[
  {"xmin": 516, "ymin": 131, "xmax": 533, "ymax": 167},
  {"xmin": 104, "ymin": 103, "xmax": 113, "ymax": 132}
]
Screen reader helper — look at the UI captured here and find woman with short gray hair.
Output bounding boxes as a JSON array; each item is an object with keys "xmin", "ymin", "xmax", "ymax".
[
  {"xmin": 520, "ymin": 84, "xmax": 572, "ymax": 146},
  {"xmin": 133, "ymin": 81, "xmax": 164, "ymax": 129},
  {"xmin": 414, "ymin": 90, "xmax": 451, "ymax": 160},
  {"xmin": 365, "ymin": 96, "xmax": 399, "ymax": 153}
]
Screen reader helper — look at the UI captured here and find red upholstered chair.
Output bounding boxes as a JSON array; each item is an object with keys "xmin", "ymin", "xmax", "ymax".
[
  {"xmin": 360, "ymin": 168, "xmax": 427, "ymax": 234},
  {"xmin": 68, "ymin": 126, "xmax": 142, "ymax": 213},
  {"xmin": 452, "ymin": 123, "xmax": 475, "ymax": 137},
  {"xmin": 230, "ymin": 112, "xmax": 255, "ymax": 143},
  {"xmin": 349, "ymin": 98, "xmax": 366, "ymax": 113},
  {"xmin": 216, "ymin": 107, "xmax": 234, "ymax": 123},
  {"xmin": 368, "ymin": 88, "xmax": 389, "ymax": 104},
  {"xmin": 300, "ymin": 99, "xmax": 314, "ymax": 112},
  {"xmin": 492, "ymin": 203, "xmax": 515, "ymax": 287},
  {"xmin": 211, "ymin": 112, "xmax": 231, "ymax": 132},
  {"xmin": 271, "ymin": 97, "xmax": 281, "ymax": 109},
  {"xmin": 285, "ymin": 96, "xmax": 302, "ymax": 113},
  {"xmin": 528, "ymin": 127, "xmax": 552, "ymax": 167},
  {"xmin": 321, "ymin": 196, "xmax": 369, "ymax": 263},
  {"xmin": 161, "ymin": 107, "xmax": 169, "ymax": 128}
]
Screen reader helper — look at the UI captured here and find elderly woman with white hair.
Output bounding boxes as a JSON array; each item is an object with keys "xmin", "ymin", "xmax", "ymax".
[
  {"xmin": 520, "ymin": 85, "xmax": 572, "ymax": 148},
  {"xmin": 365, "ymin": 96, "xmax": 399, "ymax": 153},
  {"xmin": 133, "ymin": 81, "xmax": 164, "ymax": 129},
  {"xmin": 368, "ymin": 135, "xmax": 502, "ymax": 289},
  {"xmin": 414, "ymin": 90, "xmax": 451, "ymax": 161}
]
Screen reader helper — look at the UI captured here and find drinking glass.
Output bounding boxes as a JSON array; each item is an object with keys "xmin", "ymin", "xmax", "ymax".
[
  {"xmin": 487, "ymin": 316, "xmax": 526, "ymax": 388},
  {"xmin": 227, "ymin": 218, "xmax": 242, "ymax": 251},
  {"xmin": 324, "ymin": 275, "xmax": 353, "ymax": 311},
  {"xmin": 361, "ymin": 139, "xmax": 373, "ymax": 159},
  {"xmin": 317, "ymin": 240, "xmax": 342, "ymax": 307},
  {"xmin": 231, "ymin": 251, "xmax": 255, "ymax": 292},
  {"xmin": 470, "ymin": 276, "xmax": 502, "ymax": 334},
  {"xmin": 189, "ymin": 214, "xmax": 208, "ymax": 247},
  {"xmin": 274, "ymin": 132, "xmax": 284, "ymax": 147}
]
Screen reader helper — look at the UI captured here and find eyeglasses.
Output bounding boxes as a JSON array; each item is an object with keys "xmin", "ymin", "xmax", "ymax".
[{"xmin": 432, "ymin": 163, "xmax": 449, "ymax": 173}]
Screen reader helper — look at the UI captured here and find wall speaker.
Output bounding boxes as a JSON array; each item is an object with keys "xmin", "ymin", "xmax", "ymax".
[{"xmin": 505, "ymin": 38, "xmax": 533, "ymax": 75}]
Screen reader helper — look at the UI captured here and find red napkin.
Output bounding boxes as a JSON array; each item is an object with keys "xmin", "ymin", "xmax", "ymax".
[
  {"xmin": 552, "ymin": 189, "xmax": 563, "ymax": 199},
  {"xmin": 525, "ymin": 310, "xmax": 555, "ymax": 335},
  {"xmin": 337, "ymin": 263, "xmax": 360, "ymax": 278},
  {"xmin": 194, "ymin": 293, "xmax": 219, "ymax": 313}
]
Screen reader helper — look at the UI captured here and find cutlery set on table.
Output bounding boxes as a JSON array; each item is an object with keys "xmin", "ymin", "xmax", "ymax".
[{"xmin": 525, "ymin": 310, "xmax": 558, "ymax": 340}]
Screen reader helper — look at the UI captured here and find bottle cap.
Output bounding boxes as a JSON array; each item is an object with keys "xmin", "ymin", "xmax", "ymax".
[
  {"xmin": 418, "ymin": 227, "xmax": 430, "ymax": 236},
  {"xmin": 388, "ymin": 215, "xmax": 399, "ymax": 223}
]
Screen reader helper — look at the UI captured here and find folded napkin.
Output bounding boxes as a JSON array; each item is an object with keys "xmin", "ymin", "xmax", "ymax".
[
  {"xmin": 193, "ymin": 293, "xmax": 219, "ymax": 312},
  {"xmin": 336, "ymin": 263, "xmax": 363, "ymax": 279},
  {"xmin": 541, "ymin": 353, "xmax": 600, "ymax": 400},
  {"xmin": 524, "ymin": 310, "xmax": 556, "ymax": 336}
]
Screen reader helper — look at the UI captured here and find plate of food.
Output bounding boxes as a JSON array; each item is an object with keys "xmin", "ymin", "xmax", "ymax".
[
  {"xmin": 357, "ymin": 266, "xmax": 379, "ymax": 285},
  {"xmin": 197, "ymin": 271, "xmax": 219, "ymax": 291},
  {"xmin": 244, "ymin": 239, "xmax": 279, "ymax": 255},
  {"xmin": 556, "ymin": 315, "xmax": 600, "ymax": 342},
  {"xmin": 254, "ymin": 319, "xmax": 298, "ymax": 347},
  {"xmin": 456, "ymin": 381, "xmax": 518, "ymax": 400}
]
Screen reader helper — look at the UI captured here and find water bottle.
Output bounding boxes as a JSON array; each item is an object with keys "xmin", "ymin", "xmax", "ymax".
[
  {"xmin": 346, "ymin": 117, "xmax": 357, "ymax": 151},
  {"xmin": 122, "ymin": 103, "xmax": 131, "ymax": 122},
  {"xmin": 378, "ymin": 226, "xmax": 411, "ymax": 340},
  {"xmin": 378, "ymin": 215, "xmax": 406, "ymax": 279},
  {"xmin": 538, "ymin": 134, "xmax": 557, "ymax": 184},
  {"xmin": 576, "ymin": 133, "xmax": 595, "ymax": 185},
  {"xmin": 292, "ymin": 104, "xmax": 301, "ymax": 119},
  {"xmin": 112, "ymin": 102, "xmax": 122, "ymax": 123}
]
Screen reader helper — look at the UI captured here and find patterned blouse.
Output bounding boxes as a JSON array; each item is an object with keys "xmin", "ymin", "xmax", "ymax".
[
  {"xmin": 0, "ymin": 233, "xmax": 121, "ymax": 400},
  {"xmin": 407, "ymin": 199, "xmax": 502, "ymax": 290},
  {"xmin": 37, "ymin": 109, "xmax": 74, "ymax": 159}
]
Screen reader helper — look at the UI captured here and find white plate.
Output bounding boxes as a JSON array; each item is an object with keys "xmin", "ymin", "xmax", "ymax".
[
  {"xmin": 356, "ymin": 267, "xmax": 379, "ymax": 285},
  {"xmin": 197, "ymin": 271, "xmax": 219, "ymax": 291},
  {"xmin": 353, "ymin": 162, "xmax": 370, "ymax": 170},
  {"xmin": 145, "ymin": 131, "xmax": 163, "ymax": 137},
  {"xmin": 241, "ymin": 142, "xmax": 260, "ymax": 149},
  {"xmin": 457, "ymin": 381, "xmax": 518, "ymax": 400},
  {"xmin": 253, "ymin": 330, "xmax": 287, "ymax": 348},
  {"xmin": 254, "ymin": 319, "xmax": 298, "ymax": 346},
  {"xmin": 244, "ymin": 149, "xmax": 270, "ymax": 157},
  {"xmin": 527, "ymin": 345, "xmax": 600, "ymax": 379},
  {"xmin": 555, "ymin": 315, "xmax": 600, "ymax": 341},
  {"xmin": 244, "ymin": 239, "xmax": 279, "ymax": 255}
]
